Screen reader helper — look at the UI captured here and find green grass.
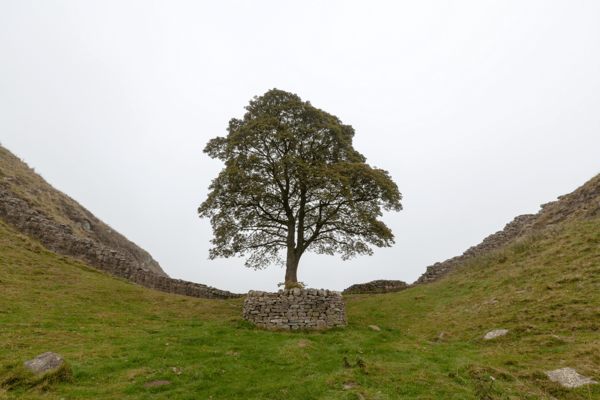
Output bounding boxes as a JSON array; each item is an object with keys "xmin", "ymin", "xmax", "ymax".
[{"xmin": 1, "ymin": 215, "xmax": 599, "ymax": 399}]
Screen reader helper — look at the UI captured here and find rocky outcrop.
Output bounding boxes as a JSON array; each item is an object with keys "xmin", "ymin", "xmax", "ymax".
[
  {"xmin": 243, "ymin": 288, "xmax": 347, "ymax": 330},
  {"xmin": 343, "ymin": 279, "xmax": 409, "ymax": 295},
  {"xmin": 0, "ymin": 184, "xmax": 242, "ymax": 300}
]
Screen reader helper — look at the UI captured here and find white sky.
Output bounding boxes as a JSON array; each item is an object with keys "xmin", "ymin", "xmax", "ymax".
[{"xmin": 1, "ymin": 1, "xmax": 599, "ymax": 293}]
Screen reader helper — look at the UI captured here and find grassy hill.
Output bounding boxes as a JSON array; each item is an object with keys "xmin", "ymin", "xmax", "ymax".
[
  {"xmin": 1, "ymin": 192, "xmax": 599, "ymax": 399},
  {"xmin": 0, "ymin": 145, "xmax": 167, "ymax": 276}
]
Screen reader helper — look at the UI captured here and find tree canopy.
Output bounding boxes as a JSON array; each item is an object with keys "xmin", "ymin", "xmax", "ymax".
[{"xmin": 199, "ymin": 89, "xmax": 402, "ymax": 283}]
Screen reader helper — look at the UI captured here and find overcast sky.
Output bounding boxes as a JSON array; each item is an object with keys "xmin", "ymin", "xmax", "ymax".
[{"xmin": 1, "ymin": 1, "xmax": 599, "ymax": 293}]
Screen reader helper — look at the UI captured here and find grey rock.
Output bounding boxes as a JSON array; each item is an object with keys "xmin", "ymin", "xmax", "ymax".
[
  {"xmin": 23, "ymin": 352, "xmax": 64, "ymax": 375},
  {"xmin": 545, "ymin": 367, "xmax": 597, "ymax": 388},
  {"xmin": 483, "ymin": 329, "xmax": 509, "ymax": 340},
  {"xmin": 316, "ymin": 320, "xmax": 327, "ymax": 330}
]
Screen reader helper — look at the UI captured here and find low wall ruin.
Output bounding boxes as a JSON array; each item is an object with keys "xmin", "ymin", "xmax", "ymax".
[{"xmin": 243, "ymin": 288, "xmax": 347, "ymax": 330}]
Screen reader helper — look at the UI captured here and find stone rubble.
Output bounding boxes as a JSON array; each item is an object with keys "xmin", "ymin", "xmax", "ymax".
[{"xmin": 243, "ymin": 288, "xmax": 346, "ymax": 330}]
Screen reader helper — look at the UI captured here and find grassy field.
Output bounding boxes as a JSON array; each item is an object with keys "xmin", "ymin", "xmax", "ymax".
[{"xmin": 1, "ymin": 213, "xmax": 599, "ymax": 399}]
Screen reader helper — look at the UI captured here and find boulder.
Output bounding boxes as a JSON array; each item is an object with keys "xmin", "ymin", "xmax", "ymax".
[
  {"xmin": 23, "ymin": 352, "xmax": 64, "ymax": 375},
  {"xmin": 545, "ymin": 367, "xmax": 598, "ymax": 388},
  {"xmin": 483, "ymin": 329, "xmax": 509, "ymax": 340}
]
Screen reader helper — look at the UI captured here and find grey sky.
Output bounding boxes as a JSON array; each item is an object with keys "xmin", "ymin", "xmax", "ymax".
[{"xmin": 1, "ymin": 1, "xmax": 599, "ymax": 293}]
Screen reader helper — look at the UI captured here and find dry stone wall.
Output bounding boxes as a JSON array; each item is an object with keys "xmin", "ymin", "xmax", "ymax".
[
  {"xmin": 343, "ymin": 279, "xmax": 409, "ymax": 295},
  {"xmin": 343, "ymin": 173, "xmax": 600, "ymax": 291},
  {"xmin": 243, "ymin": 288, "xmax": 347, "ymax": 330},
  {"xmin": 0, "ymin": 184, "xmax": 242, "ymax": 300},
  {"xmin": 415, "ymin": 213, "xmax": 539, "ymax": 284},
  {"xmin": 415, "ymin": 173, "xmax": 600, "ymax": 285}
]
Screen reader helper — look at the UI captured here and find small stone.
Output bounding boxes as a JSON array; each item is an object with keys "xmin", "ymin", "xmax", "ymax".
[
  {"xmin": 483, "ymin": 329, "xmax": 509, "ymax": 340},
  {"xmin": 545, "ymin": 367, "xmax": 597, "ymax": 388},
  {"xmin": 369, "ymin": 325, "xmax": 381, "ymax": 331},
  {"xmin": 343, "ymin": 382, "xmax": 360, "ymax": 389},
  {"xmin": 438, "ymin": 332, "xmax": 447, "ymax": 339},
  {"xmin": 143, "ymin": 380, "xmax": 171, "ymax": 388},
  {"xmin": 23, "ymin": 352, "xmax": 64, "ymax": 375},
  {"xmin": 552, "ymin": 334, "xmax": 575, "ymax": 343}
]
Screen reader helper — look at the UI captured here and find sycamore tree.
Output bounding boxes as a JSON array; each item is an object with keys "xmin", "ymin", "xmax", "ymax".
[{"xmin": 199, "ymin": 89, "xmax": 402, "ymax": 284}]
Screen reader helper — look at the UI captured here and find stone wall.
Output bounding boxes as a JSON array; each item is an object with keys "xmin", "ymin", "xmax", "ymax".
[
  {"xmin": 0, "ymin": 184, "xmax": 242, "ymax": 300},
  {"xmin": 415, "ymin": 213, "xmax": 539, "ymax": 284},
  {"xmin": 243, "ymin": 288, "xmax": 347, "ymax": 330},
  {"xmin": 415, "ymin": 173, "xmax": 600, "ymax": 285},
  {"xmin": 343, "ymin": 279, "xmax": 409, "ymax": 295},
  {"xmin": 342, "ymin": 173, "xmax": 600, "ymax": 291},
  {"xmin": 0, "ymin": 145, "xmax": 167, "ymax": 276}
]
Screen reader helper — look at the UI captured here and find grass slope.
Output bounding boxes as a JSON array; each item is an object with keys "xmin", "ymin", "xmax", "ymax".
[
  {"xmin": 0, "ymin": 145, "xmax": 166, "ymax": 276},
  {"xmin": 1, "ymin": 215, "xmax": 599, "ymax": 399}
]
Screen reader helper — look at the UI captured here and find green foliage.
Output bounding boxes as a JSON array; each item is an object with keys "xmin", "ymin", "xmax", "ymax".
[
  {"xmin": 198, "ymin": 89, "xmax": 402, "ymax": 280},
  {"xmin": 277, "ymin": 280, "xmax": 306, "ymax": 290}
]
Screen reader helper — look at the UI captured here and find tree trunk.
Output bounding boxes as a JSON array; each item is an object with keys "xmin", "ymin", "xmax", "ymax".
[{"xmin": 285, "ymin": 251, "xmax": 299, "ymax": 283}]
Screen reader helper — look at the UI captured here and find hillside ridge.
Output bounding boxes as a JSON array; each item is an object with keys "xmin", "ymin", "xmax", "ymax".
[
  {"xmin": 0, "ymin": 145, "xmax": 241, "ymax": 300},
  {"xmin": 344, "ymin": 173, "xmax": 600, "ymax": 293},
  {"xmin": 0, "ymin": 145, "xmax": 167, "ymax": 276},
  {"xmin": 416, "ymin": 172, "xmax": 600, "ymax": 285},
  {"xmin": 0, "ymin": 183, "xmax": 241, "ymax": 299}
]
